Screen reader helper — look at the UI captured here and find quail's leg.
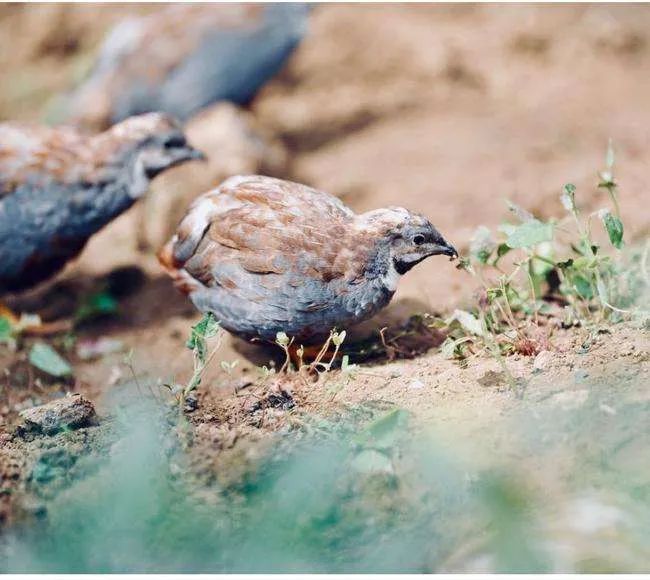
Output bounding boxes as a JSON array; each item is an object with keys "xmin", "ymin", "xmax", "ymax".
[
  {"xmin": 0, "ymin": 303, "xmax": 71, "ymax": 336},
  {"xmin": 135, "ymin": 201, "xmax": 151, "ymax": 252},
  {"xmin": 22, "ymin": 318, "xmax": 73, "ymax": 336}
]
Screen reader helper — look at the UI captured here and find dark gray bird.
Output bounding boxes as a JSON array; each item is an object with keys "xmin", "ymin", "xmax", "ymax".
[
  {"xmin": 68, "ymin": 3, "xmax": 309, "ymax": 130},
  {"xmin": 159, "ymin": 175, "xmax": 457, "ymax": 344},
  {"xmin": 0, "ymin": 112, "xmax": 203, "ymax": 296}
]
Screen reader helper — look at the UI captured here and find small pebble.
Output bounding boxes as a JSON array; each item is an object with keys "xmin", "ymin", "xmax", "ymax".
[
  {"xmin": 183, "ymin": 393, "xmax": 199, "ymax": 413},
  {"xmin": 76, "ymin": 337, "xmax": 124, "ymax": 361},
  {"xmin": 409, "ymin": 379, "xmax": 425, "ymax": 390},
  {"xmin": 533, "ymin": 350, "xmax": 553, "ymax": 372},
  {"xmin": 19, "ymin": 394, "xmax": 97, "ymax": 436}
]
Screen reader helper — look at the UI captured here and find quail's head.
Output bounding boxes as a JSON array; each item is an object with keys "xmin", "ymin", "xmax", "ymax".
[
  {"xmin": 101, "ymin": 113, "xmax": 205, "ymax": 197},
  {"xmin": 358, "ymin": 206, "xmax": 458, "ymax": 276}
]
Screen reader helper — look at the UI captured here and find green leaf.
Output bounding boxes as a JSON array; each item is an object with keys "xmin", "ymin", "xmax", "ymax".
[
  {"xmin": 506, "ymin": 200, "xmax": 535, "ymax": 223},
  {"xmin": 455, "ymin": 256, "xmax": 474, "ymax": 273},
  {"xmin": 498, "ymin": 223, "xmax": 517, "ymax": 236},
  {"xmin": 601, "ymin": 211, "xmax": 624, "ymax": 249},
  {"xmin": 341, "ymin": 354, "xmax": 358, "ymax": 375},
  {"xmin": 560, "ymin": 183, "xmax": 577, "ymax": 213},
  {"xmin": 506, "ymin": 220, "xmax": 554, "ymax": 249},
  {"xmin": 486, "ymin": 287, "xmax": 503, "ymax": 302},
  {"xmin": 445, "ymin": 309, "xmax": 484, "ymax": 336},
  {"xmin": 470, "ymin": 226, "xmax": 496, "ymax": 264},
  {"xmin": 596, "ymin": 278, "xmax": 609, "ymax": 305},
  {"xmin": 573, "ymin": 275, "xmax": 594, "ymax": 300},
  {"xmin": 573, "ymin": 256, "xmax": 595, "ymax": 270},
  {"xmin": 332, "ymin": 329, "xmax": 346, "ymax": 347},
  {"xmin": 531, "ymin": 256, "xmax": 553, "ymax": 280},
  {"xmin": 351, "ymin": 449, "xmax": 394, "ymax": 475},
  {"xmin": 200, "ymin": 313, "xmax": 220, "ymax": 339},
  {"xmin": 186, "ymin": 313, "xmax": 219, "ymax": 349},
  {"xmin": 29, "ymin": 342, "xmax": 73, "ymax": 377},
  {"xmin": 441, "ymin": 338, "xmax": 457, "ymax": 359},
  {"xmin": 186, "ymin": 313, "xmax": 220, "ymax": 365},
  {"xmin": 0, "ymin": 316, "xmax": 13, "ymax": 345},
  {"xmin": 357, "ymin": 408, "xmax": 409, "ymax": 449},
  {"xmin": 75, "ymin": 290, "xmax": 119, "ymax": 323},
  {"xmin": 496, "ymin": 243, "xmax": 512, "ymax": 259}
]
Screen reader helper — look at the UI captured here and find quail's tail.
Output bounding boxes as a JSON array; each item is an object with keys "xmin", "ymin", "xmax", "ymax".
[{"xmin": 157, "ymin": 237, "xmax": 200, "ymax": 296}]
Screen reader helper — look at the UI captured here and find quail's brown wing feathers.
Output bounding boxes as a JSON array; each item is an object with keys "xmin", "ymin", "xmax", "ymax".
[
  {"xmin": 0, "ymin": 124, "xmax": 90, "ymax": 195},
  {"xmin": 169, "ymin": 176, "xmax": 371, "ymax": 294},
  {"xmin": 0, "ymin": 114, "xmax": 180, "ymax": 196}
]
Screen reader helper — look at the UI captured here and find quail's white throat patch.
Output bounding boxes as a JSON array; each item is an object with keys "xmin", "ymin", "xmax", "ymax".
[
  {"xmin": 381, "ymin": 261, "xmax": 401, "ymax": 292},
  {"xmin": 129, "ymin": 156, "xmax": 149, "ymax": 198}
]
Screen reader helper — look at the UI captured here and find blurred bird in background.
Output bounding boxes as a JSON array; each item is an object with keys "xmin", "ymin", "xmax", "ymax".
[
  {"xmin": 0, "ymin": 112, "xmax": 203, "ymax": 331},
  {"xmin": 137, "ymin": 102, "xmax": 289, "ymax": 251},
  {"xmin": 159, "ymin": 175, "xmax": 457, "ymax": 347},
  {"xmin": 67, "ymin": 3, "xmax": 309, "ymax": 131}
]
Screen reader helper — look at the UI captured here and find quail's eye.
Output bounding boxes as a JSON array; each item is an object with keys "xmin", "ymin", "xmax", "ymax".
[
  {"xmin": 164, "ymin": 135, "xmax": 186, "ymax": 148},
  {"xmin": 413, "ymin": 234, "xmax": 426, "ymax": 246}
]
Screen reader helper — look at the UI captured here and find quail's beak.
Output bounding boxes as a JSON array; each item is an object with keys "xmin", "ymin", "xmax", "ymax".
[
  {"xmin": 423, "ymin": 238, "xmax": 458, "ymax": 260},
  {"xmin": 430, "ymin": 241, "xmax": 458, "ymax": 260},
  {"xmin": 173, "ymin": 145, "xmax": 206, "ymax": 163},
  {"xmin": 157, "ymin": 145, "xmax": 206, "ymax": 176},
  {"xmin": 143, "ymin": 145, "xmax": 206, "ymax": 180}
]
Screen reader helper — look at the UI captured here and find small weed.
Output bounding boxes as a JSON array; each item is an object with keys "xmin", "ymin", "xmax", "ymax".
[
  {"xmin": 74, "ymin": 288, "xmax": 119, "ymax": 325},
  {"xmin": 273, "ymin": 328, "xmax": 349, "ymax": 377},
  {"xmin": 0, "ymin": 313, "xmax": 42, "ymax": 351},
  {"xmin": 434, "ymin": 142, "xmax": 648, "ymax": 382},
  {"xmin": 263, "ymin": 329, "xmax": 359, "ymax": 396},
  {"xmin": 220, "ymin": 359, "xmax": 239, "ymax": 376},
  {"xmin": 165, "ymin": 313, "xmax": 223, "ymax": 409}
]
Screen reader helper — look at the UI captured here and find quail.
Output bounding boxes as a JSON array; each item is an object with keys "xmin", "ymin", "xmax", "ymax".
[
  {"xmin": 0, "ymin": 112, "xmax": 203, "ymax": 299},
  {"xmin": 68, "ymin": 3, "xmax": 309, "ymax": 130},
  {"xmin": 159, "ymin": 175, "xmax": 457, "ymax": 344}
]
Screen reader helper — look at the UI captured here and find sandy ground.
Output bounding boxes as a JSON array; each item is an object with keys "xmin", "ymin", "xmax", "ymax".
[{"xmin": 0, "ymin": 3, "xmax": 649, "ymax": 542}]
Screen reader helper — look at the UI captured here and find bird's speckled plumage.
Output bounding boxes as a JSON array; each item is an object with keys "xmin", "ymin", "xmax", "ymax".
[
  {"xmin": 69, "ymin": 3, "xmax": 309, "ymax": 129},
  {"xmin": 160, "ymin": 175, "xmax": 457, "ymax": 343},
  {"xmin": 0, "ymin": 113, "xmax": 202, "ymax": 294}
]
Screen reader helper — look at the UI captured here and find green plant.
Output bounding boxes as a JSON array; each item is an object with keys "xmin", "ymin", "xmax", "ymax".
[
  {"xmin": 433, "ymin": 142, "xmax": 647, "ymax": 376},
  {"xmin": 262, "ymin": 328, "xmax": 359, "ymax": 398},
  {"xmin": 0, "ymin": 315, "xmax": 16, "ymax": 349},
  {"xmin": 220, "ymin": 359, "xmax": 239, "ymax": 376},
  {"xmin": 0, "ymin": 313, "xmax": 41, "ymax": 350},
  {"xmin": 166, "ymin": 313, "xmax": 223, "ymax": 407},
  {"xmin": 74, "ymin": 288, "xmax": 119, "ymax": 324},
  {"xmin": 273, "ymin": 328, "xmax": 357, "ymax": 379}
]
